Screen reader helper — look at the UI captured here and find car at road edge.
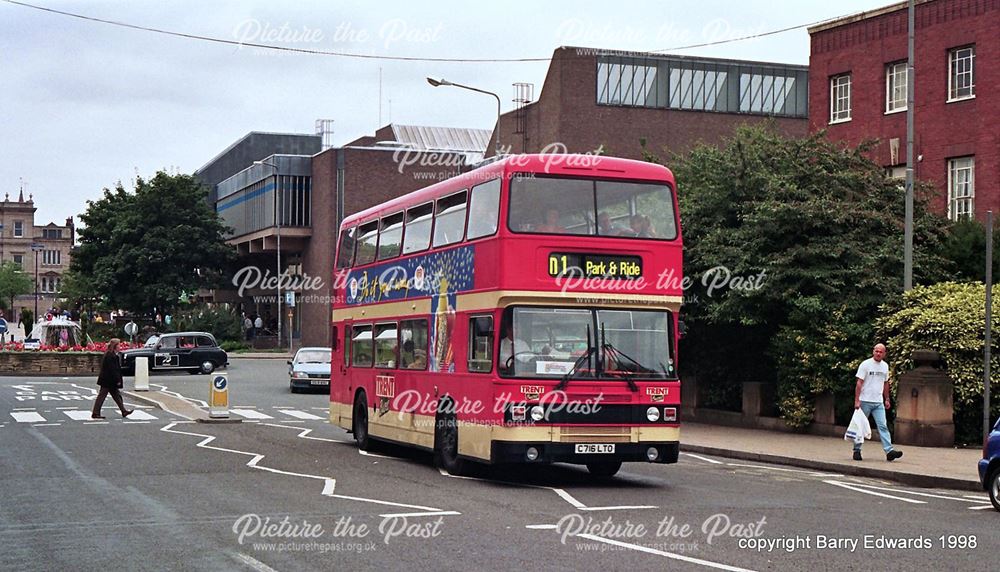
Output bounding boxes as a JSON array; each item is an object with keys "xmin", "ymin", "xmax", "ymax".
[
  {"xmin": 979, "ymin": 417, "xmax": 1000, "ymax": 511},
  {"xmin": 288, "ymin": 347, "xmax": 332, "ymax": 393}
]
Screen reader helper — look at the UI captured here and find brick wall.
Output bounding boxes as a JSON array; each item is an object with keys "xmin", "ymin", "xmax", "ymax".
[
  {"xmin": 0, "ymin": 352, "xmax": 102, "ymax": 375},
  {"xmin": 809, "ymin": 0, "xmax": 1000, "ymax": 218}
]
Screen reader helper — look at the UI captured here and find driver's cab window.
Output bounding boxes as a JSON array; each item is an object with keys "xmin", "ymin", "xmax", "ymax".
[{"xmin": 498, "ymin": 307, "xmax": 593, "ymax": 378}]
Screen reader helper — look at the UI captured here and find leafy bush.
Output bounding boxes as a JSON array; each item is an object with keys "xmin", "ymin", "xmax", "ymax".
[
  {"xmin": 170, "ymin": 306, "xmax": 243, "ymax": 343},
  {"xmin": 220, "ymin": 341, "xmax": 250, "ymax": 352},
  {"xmin": 876, "ymin": 282, "xmax": 1000, "ymax": 444}
]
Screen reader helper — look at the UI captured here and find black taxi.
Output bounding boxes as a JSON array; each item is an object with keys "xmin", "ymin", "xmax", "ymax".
[{"xmin": 120, "ymin": 331, "xmax": 229, "ymax": 375}]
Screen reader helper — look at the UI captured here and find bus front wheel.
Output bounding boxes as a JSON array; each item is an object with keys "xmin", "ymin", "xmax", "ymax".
[
  {"xmin": 435, "ymin": 410, "xmax": 467, "ymax": 476},
  {"xmin": 586, "ymin": 461, "xmax": 622, "ymax": 478},
  {"xmin": 353, "ymin": 393, "xmax": 371, "ymax": 451}
]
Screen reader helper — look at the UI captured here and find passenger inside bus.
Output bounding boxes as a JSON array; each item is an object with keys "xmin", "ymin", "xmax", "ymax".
[
  {"xmin": 535, "ymin": 209, "xmax": 566, "ymax": 233},
  {"xmin": 629, "ymin": 214, "xmax": 656, "ymax": 238},
  {"xmin": 401, "ymin": 340, "xmax": 428, "ymax": 369},
  {"xmin": 597, "ymin": 212, "xmax": 631, "ymax": 236}
]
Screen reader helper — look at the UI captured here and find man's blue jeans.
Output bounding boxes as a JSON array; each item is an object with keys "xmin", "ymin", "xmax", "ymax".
[{"xmin": 854, "ymin": 401, "xmax": 893, "ymax": 453}]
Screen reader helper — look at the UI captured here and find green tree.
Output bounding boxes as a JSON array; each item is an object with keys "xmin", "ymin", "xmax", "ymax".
[
  {"xmin": 645, "ymin": 125, "xmax": 951, "ymax": 427},
  {"xmin": 71, "ymin": 172, "xmax": 235, "ymax": 315},
  {"xmin": 0, "ymin": 261, "xmax": 32, "ymax": 315}
]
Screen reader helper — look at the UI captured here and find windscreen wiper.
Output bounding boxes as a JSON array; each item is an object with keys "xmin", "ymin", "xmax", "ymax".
[
  {"xmin": 600, "ymin": 323, "xmax": 640, "ymax": 392},
  {"xmin": 555, "ymin": 324, "xmax": 595, "ymax": 391}
]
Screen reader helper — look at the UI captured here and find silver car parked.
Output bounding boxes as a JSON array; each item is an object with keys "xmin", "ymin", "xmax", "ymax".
[{"xmin": 288, "ymin": 347, "xmax": 332, "ymax": 393}]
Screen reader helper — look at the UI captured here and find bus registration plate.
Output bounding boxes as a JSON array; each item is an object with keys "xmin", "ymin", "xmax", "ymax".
[{"xmin": 575, "ymin": 444, "xmax": 615, "ymax": 454}]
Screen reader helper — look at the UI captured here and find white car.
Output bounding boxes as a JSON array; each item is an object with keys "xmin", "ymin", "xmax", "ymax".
[{"xmin": 288, "ymin": 347, "xmax": 332, "ymax": 393}]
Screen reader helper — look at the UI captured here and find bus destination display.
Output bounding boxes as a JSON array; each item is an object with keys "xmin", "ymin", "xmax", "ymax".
[{"xmin": 548, "ymin": 252, "xmax": 642, "ymax": 279}]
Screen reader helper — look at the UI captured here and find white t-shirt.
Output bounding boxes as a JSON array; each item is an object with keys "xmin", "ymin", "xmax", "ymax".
[
  {"xmin": 499, "ymin": 337, "xmax": 531, "ymax": 364},
  {"xmin": 856, "ymin": 357, "xmax": 889, "ymax": 402}
]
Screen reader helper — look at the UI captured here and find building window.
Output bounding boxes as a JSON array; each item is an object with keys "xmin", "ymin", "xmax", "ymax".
[
  {"xmin": 830, "ymin": 74, "xmax": 851, "ymax": 123},
  {"xmin": 14, "ymin": 221, "xmax": 23, "ymax": 237},
  {"xmin": 42, "ymin": 250, "xmax": 61, "ymax": 266},
  {"xmin": 12, "ymin": 254, "xmax": 24, "ymax": 268},
  {"xmin": 42, "ymin": 229, "xmax": 63, "ymax": 239},
  {"xmin": 886, "ymin": 62, "xmax": 907, "ymax": 113},
  {"xmin": 948, "ymin": 157, "xmax": 975, "ymax": 221},
  {"xmin": 886, "ymin": 166, "xmax": 906, "ymax": 180},
  {"xmin": 949, "ymin": 46, "xmax": 975, "ymax": 101}
]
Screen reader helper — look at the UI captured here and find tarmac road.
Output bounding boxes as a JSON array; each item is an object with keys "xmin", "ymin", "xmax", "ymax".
[{"xmin": 0, "ymin": 360, "xmax": 994, "ymax": 571}]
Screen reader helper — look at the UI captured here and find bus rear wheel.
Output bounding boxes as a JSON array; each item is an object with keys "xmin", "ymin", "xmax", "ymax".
[
  {"xmin": 353, "ymin": 393, "xmax": 371, "ymax": 451},
  {"xmin": 586, "ymin": 461, "xmax": 622, "ymax": 477},
  {"xmin": 435, "ymin": 411, "xmax": 467, "ymax": 476}
]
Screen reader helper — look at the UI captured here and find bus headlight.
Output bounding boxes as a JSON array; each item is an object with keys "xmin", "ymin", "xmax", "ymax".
[
  {"xmin": 646, "ymin": 407, "xmax": 660, "ymax": 422},
  {"xmin": 530, "ymin": 406, "xmax": 545, "ymax": 422}
]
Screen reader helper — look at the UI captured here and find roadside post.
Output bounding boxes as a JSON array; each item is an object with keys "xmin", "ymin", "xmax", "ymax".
[
  {"xmin": 209, "ymin": 374, "xmax": 229, "ymax": 418},
  {"xmin": 134, "ymin": 356, "xmax": 150, "ymax": 391},
  {"xmin": 124, "ymin": 321, "xmax": 138, "ymax": 344}
]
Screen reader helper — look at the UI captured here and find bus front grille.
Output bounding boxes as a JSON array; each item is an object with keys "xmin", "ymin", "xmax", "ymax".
[{"xmin": 557, "ymin": 426, "xmax": 633, "ymax": 443}]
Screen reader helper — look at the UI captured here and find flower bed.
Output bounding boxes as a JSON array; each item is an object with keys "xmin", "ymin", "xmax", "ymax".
[{"xmin": 0, "ymin": 342, "xmax": 140, "ymax": 376}]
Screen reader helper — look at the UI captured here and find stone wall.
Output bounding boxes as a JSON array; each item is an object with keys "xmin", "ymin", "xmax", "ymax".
[{"xmin": 0, "ymin": 352, "xmax": 103, "ymax": 375}]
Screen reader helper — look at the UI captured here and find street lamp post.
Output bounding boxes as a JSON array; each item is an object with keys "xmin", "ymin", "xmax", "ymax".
[
  {"xmin": 427, "ymin": 78, "xmax": 501, "ymax": 156},
  {"xmin": 253, "ymin": 160, "xmax": 285, "ymax": 352},
  {"xmin": 31, "ymin": 242, "xmax": 43, "ymax": 323}
]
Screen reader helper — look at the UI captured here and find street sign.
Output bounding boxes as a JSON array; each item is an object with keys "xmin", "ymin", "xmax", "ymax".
[
  {"xmin": 30, "ymin": 242, "xmax": 44, "ymax": 251},
  {"xmin": 124, "ymin": 321, "xmax": 138, "ymax": 337},
  {"xmin": 209, "ymin": 374, "xmax": 229, "ymax": 418},
  {"xmin": 0, "ymin": 318, "xmax": 7, "ymax": 334},
  {"xmin": 285, "ymin": 291, "xmax": 295, "ymax": 307}
]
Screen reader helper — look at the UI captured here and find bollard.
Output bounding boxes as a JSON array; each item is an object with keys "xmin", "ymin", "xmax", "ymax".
[
  {"xmin": 209, "ymin": 374, "xmax": 229, "ymax": 418},
  {"xmin": 134, "ymin": 356, "xmax": 150, "ymax": 391}
]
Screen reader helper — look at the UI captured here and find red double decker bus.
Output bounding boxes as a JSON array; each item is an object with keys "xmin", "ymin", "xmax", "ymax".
[{"xmin": 329, "ymin": 154, "xmax": 682, "ymax": 477}]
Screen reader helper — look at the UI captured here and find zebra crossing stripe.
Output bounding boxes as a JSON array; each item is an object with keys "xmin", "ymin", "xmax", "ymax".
[
  {"xmin": 11, "ymin": 412, "xmax": 46, "ymax": 423},
  {"xmin": 278, "ymin": 410, "xmax": 324, "ymax": 420},
  {"xmin": 64, "ymin": 411, "xmax": 96, "ymax": 421},
  {"xmin": 126, "ymin": 410, "xmax": 158, "ymax": 421},
  {"xmin": 230, "ymin": 409, "xmax": 274, "ymax": 420}
]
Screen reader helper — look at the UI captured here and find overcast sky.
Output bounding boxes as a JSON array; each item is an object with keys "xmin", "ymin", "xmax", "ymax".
[{"xmin": 1, "ymin": 0, "xmax": 892, "ymax": 226}]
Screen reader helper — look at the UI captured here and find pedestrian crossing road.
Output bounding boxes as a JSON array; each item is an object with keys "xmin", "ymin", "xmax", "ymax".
[{"xmin": 2, "ymin": 406, "xmax": 329, "ymax": 427}]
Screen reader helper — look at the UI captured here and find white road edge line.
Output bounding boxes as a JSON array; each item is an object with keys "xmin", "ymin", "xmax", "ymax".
[
  {"xmin": 968, "ymin": 505, "xmax": 995, "ymax": 510},
  {"xmin": 576, "ymin": 533, "xmax": 757, "ymax": 572},
  {"xmin": 823, "ymin": 480, "xmax": 925, "ymax": 504},
  {"xmin": 260, "ymin": 423, "xmax": 351, "ymax": 443},
  {"xmin": 682, "ymin": 453, "xmax": 724, "ymax": 465},
  {"xmin": 726, "ymin": 463, "xmax": 839, "ymax": 477},
  {"xmin": 525, "ymin": 524, "xmax": 559, "ymax": 530},
  {"xmin": 840, "ymin": 482, "xmax": 984, "ymax": 503},
  {"xmin": 378, "ymin": 511, "xmax": 461, "ymax": 518},
  {"xmin": 230, "ymin": 552, "xmax": 280, "ymax": 572}
]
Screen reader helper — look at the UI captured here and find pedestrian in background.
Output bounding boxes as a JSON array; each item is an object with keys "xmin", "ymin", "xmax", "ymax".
[
  {"xmin": 852, "ymin": 343, "xmax": 903, "ymax": 462},
  {"xmin": 91, "ymin": 338, "xmax": 134, "ymax": 419}
]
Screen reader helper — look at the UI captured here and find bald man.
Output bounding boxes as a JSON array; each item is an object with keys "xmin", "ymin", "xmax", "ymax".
[{"xmin": 853, "ymin": 343, "xmax": 903, "ymax": 462}]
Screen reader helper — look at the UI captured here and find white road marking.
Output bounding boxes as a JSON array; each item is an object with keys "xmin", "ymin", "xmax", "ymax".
[
  {"xmin": 525, "ymin": 524, "xmax": 558, "ymax": 530},
  {"xmin": 123, "ymin": 421, "xmax": 152, "ymax": 424},
  {"xmin": 576, "ymin": 533, "xmax": 757, "ymax": 572},
  {"xmin": 329, "ymin": 493, "xmax": 443, "ymax": 512},
  {"xmin": 968, "ymin": 505, "xmax": 995, "ymax": 510},
  {"xmin": 963, "ymin": 495, "xmax": 989, "ymax": 501},
  {"xmin": 379, "ymin": 511, "xmax": 461, "ymax": 518},
  {"xmin": 839, "ymin": 482, "xmax": 983, "ymax": 503},
  {"xmin": 229, "ymin": 552, "xmax": 279, "ymax": 572},
  {"xmin": 682, "ymin": 453, "xmax": 724, "ymax": 464},
  {"xmin": 11, "ymin": 411, "xmax": 46, "ymax": 423},
  {"xmin": 823, "ymin": 480, "xmax": 926, "ymax": 504},
  {"xmin": 125, "ymin": 410, "xmax": 157, "ymax": 421},
  {"xmin": 31, "ymin": 423, "xmax": 61, "ymax": 427},
  {"xmin": 359, "ymin": 449, "xmax": 394, "ymax": 459},
  {"xmin": 84, "ymin": 421, "xmax": 110, "ymax": 425},
  {"xmin": 725, "ymin": 463, "xmax": 839, "ymax": 477},
  {"xmin": 261, "ymin": 423, "xmax": 351, "ymax": 443},
  {"xmin": 63, "ymin": 411, "xmax": 96, "ymax": 421},
  {"xmin": 277, "ymin": 409, "xmax": 324, "ymax": 420},
  {"xmin": 12, "ymin": 407, "xmax": 36, "ymax": 411},
  {"xmin": 552, "ymin": 488, "xmax": 587, "ymax": 509},
  {"xmin": 230, "ymin": 409, "xmax": 274, "ymax": 420}
]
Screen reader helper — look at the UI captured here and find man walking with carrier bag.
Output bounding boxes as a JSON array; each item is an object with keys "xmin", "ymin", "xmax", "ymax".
[{"xmin": 852, "ymin": 343, "xmax": 903, "ymax": 462}]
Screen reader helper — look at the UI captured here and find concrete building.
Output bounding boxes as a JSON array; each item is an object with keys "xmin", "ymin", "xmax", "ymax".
[
  {"xmin": 201, "ymin": 125, "xmax": 489, "ymax": 347},
  {"xmin": 808, "ymin": 0, "xmax": 1000, "ymax": 220},
  {"xmin": 490, "ymin": 46, "xmax": 811, "ymax": 159},
  {"xmin": 0, "ymin": 189, "xmax": 75, "ymax": 320}
]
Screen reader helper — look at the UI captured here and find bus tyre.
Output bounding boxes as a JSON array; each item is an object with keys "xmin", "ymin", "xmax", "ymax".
[
  {"xmin": 435, "ymin": 411, "xmax": 467, "ymax": 476},
  {"xmin": 586, "ymin": 461, "xmax": 622, "ymax": 478},
  {"xmin": 353, "ymin": 393, "xmax": 371, "ymax": 451}
]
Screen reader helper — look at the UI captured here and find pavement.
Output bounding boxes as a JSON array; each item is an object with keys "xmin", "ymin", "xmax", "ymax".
[{"xmin": 681, "ymin": 421, "xmax": 984, "ymax": 491}]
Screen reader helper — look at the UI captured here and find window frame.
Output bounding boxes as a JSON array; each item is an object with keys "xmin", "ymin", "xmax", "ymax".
[
  {"xmin": 399, "ymin": 318, "xmax": 429, "ymax": 370},
  {"xmin": 377, "ymin": 212, "xmax": 405, "ymax": 261},
  {"xmin": 431, "ymin": 190, "xmax": 468, "ymax": 248},
  {"xmin": 335, "ymin": 226, "xmax": 358, "ymax": 269},
  {"xmin": 373, "ymin": 322, "xmax": 399, "ymax": 369},
  {"xmin": 948, "ymin": 45, "xmax": 976, "ymax": 102},
  {"xmin": 402, "ymin": 202, "xmax": 434, "ymax": 255},
  {"xmin": 354, "ymin": 221, "xmax": 380, "ymax": 266},
  {"xmin": 467, "ymin": 315, "xmax": 494, "ymax": 374},
  {"xmin": 885, "ymin": 61, "xmax": 907, "ymax": 114},
  {"xmin": 13, "ymin": 221, "xmax": 23, "ymax": 238},
  {"xmin": 351, "ymin": 324, "xmax": 374, "ymax": 368},
  {"xmin": 829, "ymin": 73, "xmax": 852, "ymax": 123},
  {"xmin": 466, "ymin": 178, "xmax": 501, "ymax": 241},
  {"xmin": 947, "ymin": 156, "xmax": 975, "ymax": 221}
]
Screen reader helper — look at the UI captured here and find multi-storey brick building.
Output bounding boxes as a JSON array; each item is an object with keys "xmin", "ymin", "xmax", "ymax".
[
  {"xmin": 490, "ymin": 46, "xmax": 811, "ymax": 159},
  {"xmin": 808, "ymin": 0, "xmax": 1000, "ymax": 220},
  {"xmin": 0, "ymin": 190, "xmax": 75, "ymax": 319}
]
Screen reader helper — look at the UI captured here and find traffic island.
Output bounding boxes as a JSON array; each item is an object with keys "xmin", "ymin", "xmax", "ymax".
[{"xmin": 124, "ymin": 389, "xmax": 242, "ymax": 424}]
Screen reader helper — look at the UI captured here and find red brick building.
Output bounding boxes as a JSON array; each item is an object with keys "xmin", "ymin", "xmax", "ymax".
[
  {"xmin": 490, "ymin": 47, "xmax": 810, "ymax": 159},
  {"xmin": 808, "ymin": 0, "xmax": 1000, "ymax": 220}
]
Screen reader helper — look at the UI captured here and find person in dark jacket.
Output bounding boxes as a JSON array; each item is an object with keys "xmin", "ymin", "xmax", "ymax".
[{"xmin": 91, "ymin": 338, "xmax": 134, "ymax": 419}]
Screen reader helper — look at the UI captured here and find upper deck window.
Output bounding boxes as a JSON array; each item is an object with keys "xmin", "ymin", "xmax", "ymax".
[
  {"xmin": 355, "ymin": 221, "xmax": 379, "ymax": 266},
  {"xmin": 509, "ymin": 175, "xmax": 677, "ymax": 240},
  {"xmin": 335, "ymin": 226, "xmax": 357, "ymax": 269},
  {"xmin": 466, "ymin": 179, "xmax": 501, "ymax": 240},
  {"xmin": 402, "ymin": 203, "xmax": 433, "ymax": 255},
  {"xmin": 432, "ymin": 191, "xmax": 468, "ymax": 248},
  {"xmin": 377, "ymin": 212, "xmax": 404, "ymax": 260}
]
